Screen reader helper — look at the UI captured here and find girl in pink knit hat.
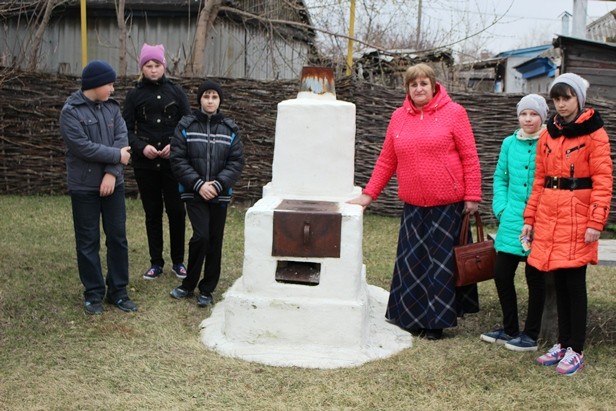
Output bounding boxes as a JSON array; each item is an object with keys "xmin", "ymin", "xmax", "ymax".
[{"xmin": 123, "ymin": 43, "xmax": 191, "ymax": 281}]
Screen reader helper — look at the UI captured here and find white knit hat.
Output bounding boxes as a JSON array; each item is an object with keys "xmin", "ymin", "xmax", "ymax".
[
  {"xmin": 516, "ymin": 94, "xmax": 549, "ymax": 123},
  {"xmin": 550, "ymin": 73, "xmax": 590, "ymax": 110}
]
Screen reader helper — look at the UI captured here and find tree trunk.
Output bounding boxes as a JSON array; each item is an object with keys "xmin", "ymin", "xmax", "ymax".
[
  {"xmin": 28, "ymin": 0, "xmax": 58, "ymax": 71},
  {"xmin": 115, "ymin": 0, "xmax": 127, "ymax": 76},
  {"xmin": 184, "ymin": 0, "xmax": 222, "ymax": 76},
  {"xmin": 539, "ymin": 271, "xmax": 558, "ymax": 344}
]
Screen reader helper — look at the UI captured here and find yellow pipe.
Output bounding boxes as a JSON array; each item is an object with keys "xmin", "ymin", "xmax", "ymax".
[
  {"xmin": 81, "ymin": 0, "xmax": 87, "ymax": 67},
  {"xmin": 345, "ymin": 0, "xmax": 355, "ymax": 77}
]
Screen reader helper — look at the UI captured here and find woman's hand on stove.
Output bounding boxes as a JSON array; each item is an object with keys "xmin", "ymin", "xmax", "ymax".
[{"xmin": 348, "ymin": 193, "xmax": 373, "ymax": 209}]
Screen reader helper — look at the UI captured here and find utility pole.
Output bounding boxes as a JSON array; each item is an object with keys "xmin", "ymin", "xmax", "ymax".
[
  {"xmin": 416, "ymin": 0, "xmax": 422, "ymax": 49},
  {"xmin": 346, "ymin": 0, "xmax": 356, "ymax": 76},
  {"xmin": 80, "ymin": 0, "xmax": 87, "ymax": 67}
]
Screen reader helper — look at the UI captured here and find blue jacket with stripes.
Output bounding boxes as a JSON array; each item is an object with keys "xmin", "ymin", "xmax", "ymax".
[{"xmin": 170, "ymin": 110, "xmax": 244, "ymax": 203}]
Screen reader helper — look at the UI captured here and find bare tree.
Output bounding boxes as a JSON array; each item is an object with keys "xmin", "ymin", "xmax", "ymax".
[
  {"xmin": 115, "ymin": 0, "xmax": 127, "ymax": 77},
  {"xmin": 28, "ymin": 0, "xmax": 63, "ymax": 71},
  {"xmin": 184, "ymin": 0, "xmax": 222, "ymax": 76},
  {"xmin": 305, "ymin": 0, "xmax": 514, "ymax": 65}
]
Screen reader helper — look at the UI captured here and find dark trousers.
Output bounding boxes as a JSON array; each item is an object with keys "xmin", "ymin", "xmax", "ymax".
[
  {"xmin": 183, "ymin": 200, "xmax": 228, "ymax": 295},
  {"xmin": 553, "ymin": 266, "xmax": 587, "ymax": 353},
  {"xmin": 494, "ymin": 251, "xmax": 545, "ymax": 340},
  {"xmin": 70, "ymin": 185, "xmax": 129, "ymax": 303},
  {"xmin": 134, "ymin": 168, "xmax": 185, "ymax": 267}
]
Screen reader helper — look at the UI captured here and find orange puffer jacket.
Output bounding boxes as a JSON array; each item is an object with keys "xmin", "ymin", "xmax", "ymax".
[{"xmin": 524, "ymin": 108, "xmax": 612, "ymax": 271}]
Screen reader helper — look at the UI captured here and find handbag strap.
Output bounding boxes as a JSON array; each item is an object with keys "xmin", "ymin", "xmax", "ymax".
[
  {"xmin": 458, "ymin": 213, "xmax": 471, "ymax": 246},
  {"xmin": 458, "ymin": 212, "xmax": 486, "ymax": 245},
  {"xmin": 474, "ymin": 212, "xmax": 486, "ymax": 242}
]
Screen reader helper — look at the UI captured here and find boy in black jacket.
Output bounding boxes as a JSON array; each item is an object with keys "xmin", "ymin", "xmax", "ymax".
[{"xmin": 169, "ymin": 80, "xmax": 244, "ymax": 306}]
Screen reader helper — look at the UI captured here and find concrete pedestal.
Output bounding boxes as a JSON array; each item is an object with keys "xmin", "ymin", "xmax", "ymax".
[{"xmin": 200, "ymin": 198, "xmax": 412, "ymax": 368}]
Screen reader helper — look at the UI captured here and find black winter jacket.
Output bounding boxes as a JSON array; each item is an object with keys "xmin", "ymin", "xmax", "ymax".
[
  {"xmin": 123, "ymin": 76, "xmax": 190, "ymax": 170},
  {"xmin": 170, "ymin": 110, "xmax": 244, "ymax": 203}
]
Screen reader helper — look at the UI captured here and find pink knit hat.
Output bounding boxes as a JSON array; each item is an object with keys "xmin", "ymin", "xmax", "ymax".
[{"xmin": 139, "ymin": 43, "xmax": 166, "ymax": 68}]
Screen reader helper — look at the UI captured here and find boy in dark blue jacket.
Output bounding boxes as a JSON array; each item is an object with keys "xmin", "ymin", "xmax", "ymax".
[
  {"xmin": 59, "ymin": 60, "xmax": 137, "ymax": 315},
  {"xmin": 169, "ymin": 80, "xmax": 244, "ymax": 307}
]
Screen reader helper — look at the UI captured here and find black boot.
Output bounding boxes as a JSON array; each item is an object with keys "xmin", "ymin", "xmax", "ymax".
[{"xmin": 425, "ymin": 328, "xmax": 443, "ymax": 340}]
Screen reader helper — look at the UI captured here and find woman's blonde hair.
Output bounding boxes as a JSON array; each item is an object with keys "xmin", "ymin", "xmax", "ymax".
[{"xmin": 403, "ymin": 63, "xmax": 436, "ymax": 94}]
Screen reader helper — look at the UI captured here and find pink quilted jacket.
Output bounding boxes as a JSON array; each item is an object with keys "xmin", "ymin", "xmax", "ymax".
[{"xmin": 364, "ymin": 83, "xmax": 482, "ymax": 207}]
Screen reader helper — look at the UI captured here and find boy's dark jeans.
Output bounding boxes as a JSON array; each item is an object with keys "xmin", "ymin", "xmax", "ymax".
[
  {"xmin": 70, "ymin": 185, "xmax": 129, "ymax": 303},
  {"xmin": 183, "ymin": 200, "xmax": 227, "ymax": 295}
]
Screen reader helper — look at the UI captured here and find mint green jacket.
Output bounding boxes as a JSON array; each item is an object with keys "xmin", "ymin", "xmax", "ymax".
[{"xmin": 493, "ymin": 130, "xmax": 538, "ymax": 256}]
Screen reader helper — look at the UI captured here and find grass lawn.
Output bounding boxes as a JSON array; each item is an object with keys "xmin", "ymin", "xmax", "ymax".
[{"xmin": 0, "ymin": 195, "xmax": 615, "ymax": 411}]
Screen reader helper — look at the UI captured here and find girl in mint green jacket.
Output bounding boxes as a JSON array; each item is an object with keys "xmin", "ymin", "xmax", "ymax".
[{"xmin": 480, "ymin": 94, "xmax": 548, "ymax": 352}]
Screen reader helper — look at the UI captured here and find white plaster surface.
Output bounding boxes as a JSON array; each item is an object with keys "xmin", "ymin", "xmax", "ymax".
[
  {"xmin": 269, "ymin": 97, "xmax": 356, "ymax": 199},
  {"xmin": 199, "ymin": 88, "xmax": 412, "ymax": 369},
  {"xmin": 200, "ymin": 195, "xmax": 412, "ymax": 368},
  {"xmin": 200, "ymin": 285, "xmax": 413, "ymax": 369}
]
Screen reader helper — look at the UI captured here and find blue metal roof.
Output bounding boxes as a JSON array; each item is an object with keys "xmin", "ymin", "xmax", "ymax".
[
  {"xmin": 496, "ymin": 44, "xmax": 553, "ymax": 58},
  {"xmin": 513, "ymin": 57, "xmax": 557, "ymax": 79}
]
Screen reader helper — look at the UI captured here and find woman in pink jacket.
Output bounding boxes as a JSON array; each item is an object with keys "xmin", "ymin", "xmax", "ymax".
[{"xmin": 350, "ymin": 63, "xmax": 482, "ymax": 340}]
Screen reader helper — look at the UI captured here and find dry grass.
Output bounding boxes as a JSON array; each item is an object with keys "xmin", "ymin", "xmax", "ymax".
[{"xmin": 0, "ymin": 195, "xmax": 615, "ymax": 411}]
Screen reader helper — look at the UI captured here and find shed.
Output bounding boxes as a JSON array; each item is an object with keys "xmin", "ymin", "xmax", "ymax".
[
  {"xmin": 452, "ymin": 57, "xmax": 506, "ymax": 93},
  {"xmin": 553, "ymin": 34, "xmax": 616, "ymax": 101},
  {"xmin": 493, "ymin": 44, "xmax": 553, "ymax": 94},
  {"xmin": 352, "ymin": 48, "xmax": 454, "ymax": 89},
  {"xmin": 0, "ymin": 0, "xmax": 316, "ymax": 80},
  {"xmin": 452, "ymin": 44, "xmax": 553, "ymax": 94},
  {"xmin": 512, "ymin": 47, "xmax": 560, "ymax": 94}
]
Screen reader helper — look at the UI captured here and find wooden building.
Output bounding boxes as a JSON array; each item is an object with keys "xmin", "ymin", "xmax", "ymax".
[
  {"xmin": 553, "ymin": 35, "xmax": 616, "ymax": 101},
  {"xmin": 452, "ymin": 57, "xmax": 506, "ymax": 93},
  {"xmin": 0, "ymin": 0, "xmax": 316, "ymax": 80},
  {"xmin": 512, "ymin": 47, "xmax": 560, "ymax": 95},
  {"xmin": 452, "ymin": 45, "xmax": 552, "ymax": 94},
  {"xmin": 352, "ymin": 48, "xmax": 454, "ymax": 89}
]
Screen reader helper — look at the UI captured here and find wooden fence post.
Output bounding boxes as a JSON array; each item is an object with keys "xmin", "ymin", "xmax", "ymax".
[{"xmin": 539, "ymin": 271, "xmax": 558, "ymax": 344}]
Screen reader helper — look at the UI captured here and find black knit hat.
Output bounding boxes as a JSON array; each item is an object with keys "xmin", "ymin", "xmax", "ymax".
[
  {"xmin": 81, "ymin": 60, "xmax": 116, "ymax": 90},
  {"xmin": 197, "ymin": 80, "xmax": 224, "ymax": 107}
]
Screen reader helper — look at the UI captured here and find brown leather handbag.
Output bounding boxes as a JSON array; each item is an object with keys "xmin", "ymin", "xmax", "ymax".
[{"xmin": 453, "ymin": 212, "xmax": 496, "ymax": 287}]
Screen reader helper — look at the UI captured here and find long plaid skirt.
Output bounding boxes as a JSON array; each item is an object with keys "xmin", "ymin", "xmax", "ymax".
[{"xmin": 385, "ymin": 202, "xmax": 479, "ymax": 330}]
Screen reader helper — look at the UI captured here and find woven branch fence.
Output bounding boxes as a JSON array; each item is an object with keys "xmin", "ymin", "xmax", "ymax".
[{"xmin": 2, "ymin": 71, "xmax": 616, "ymax": 226}]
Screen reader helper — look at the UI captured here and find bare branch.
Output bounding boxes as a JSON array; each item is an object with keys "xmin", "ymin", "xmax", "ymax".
[
  {"xmin": 115, "ymin": 0, "xmax": 127, "ymax": 76},
  {"xmin": 28, "ymin": 0, "xmax": 59, "ymax": 71},
  {"xmin": 185, "ymin": 0, "xmax": 223, "ymax": 76}
]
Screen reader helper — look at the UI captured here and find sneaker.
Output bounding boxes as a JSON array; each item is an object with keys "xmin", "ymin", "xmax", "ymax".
[
  {"xmin": 170, "ymin": 287, "xmax": 194, "ymax": 300},
  {"xmin": 536, "ymin": 343, "xmax": 567, "ymax": 366},
  {"xmin": 505, "ymin": 333, "xmax": 538, "ymax": 352},
  {"xmin": 143, "ymin": 265, "xmax": 163, "ymax": 280},
  {"xmin": 480, "ymin": 328, "xmax": 514, "ymax": 345},
  {"xmin": 172, "ymin": 263, "xmax": 187, "ymax": 279},
  {"xmin": 197, "ymin": 292, "xmax": 213, "ymax": 307},
  {"xmin": 107, "ymin": 297, "xmax": 138, "ymax": 312},
  {"xmin": 84, "ymin": 301, "xmax": 104, "ymax": 315},
  {"xmin": 555, "ymin": 347, "xmax": 585, "ymax": 375}
]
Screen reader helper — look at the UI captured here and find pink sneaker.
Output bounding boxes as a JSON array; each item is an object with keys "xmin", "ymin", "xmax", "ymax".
[
  {"xmin": 172, "ymin": 263, "xmax": 187, "ymax": 279},
  {"xmin": 555, "ymin": 347, "xmax": 584, "ymax": 375},
  {"xmin": 536, "ymin": 343, "xmax": 566, "ymax": 366}
]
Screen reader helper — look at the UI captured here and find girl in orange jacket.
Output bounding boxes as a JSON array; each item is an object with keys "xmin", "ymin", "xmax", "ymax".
[{"xmin": 522, "ymin": 73, "xmax": 613, "ymax": 375}]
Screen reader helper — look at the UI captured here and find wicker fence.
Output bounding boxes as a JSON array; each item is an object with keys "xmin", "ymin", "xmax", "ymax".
[{"xmin": 2, "ymin": 71, "xmax": 616, "ymax": 225}]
